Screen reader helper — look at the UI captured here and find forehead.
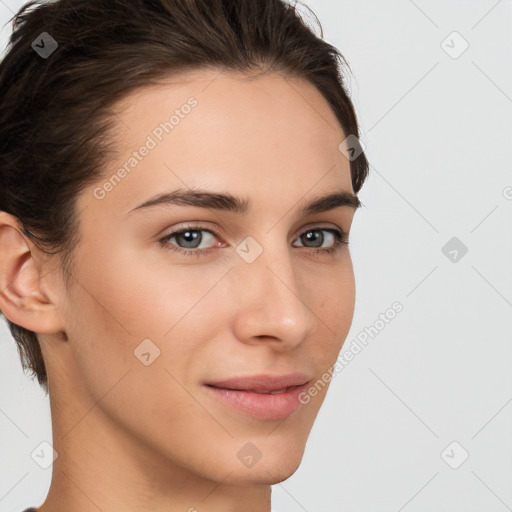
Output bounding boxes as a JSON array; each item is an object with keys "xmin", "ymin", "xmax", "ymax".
[{"xmin": 81, "ymin": 68, "xmax": 354, "ymax": 216}]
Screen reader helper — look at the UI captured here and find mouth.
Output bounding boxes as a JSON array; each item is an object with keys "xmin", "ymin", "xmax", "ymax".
[
  {"xmin": 203, "ymin": 373, "xmax": 312, "ymax": 420},
  {"xmin": 204, "ymin": 373, "xmax": 311, "ymax": 392},
  {"xmin": 205, "ymin": 384, "xmax": 300, "ymax": 394}
]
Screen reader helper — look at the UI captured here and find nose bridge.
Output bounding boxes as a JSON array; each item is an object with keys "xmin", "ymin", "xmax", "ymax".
[{"xmin": 231, "ymin": 237, "xmax": 317, "ymax": 345}]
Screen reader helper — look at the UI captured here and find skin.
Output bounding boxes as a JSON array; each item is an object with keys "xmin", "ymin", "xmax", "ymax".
[{"xmin": 0, "ymin": 68, "xmax": 359, "ymax": 512}]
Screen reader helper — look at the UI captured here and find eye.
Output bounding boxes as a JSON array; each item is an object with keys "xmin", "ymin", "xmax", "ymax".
[
  {"xmin": 159, "ymin": 225, "xmax": 222, "ymax": 257},
  {"xmin": 159, "ymin": 224, "xmax": 349, "ymax": 258},
  {"xmin": 292, "ymin": 228, "xmax": 349, "ymax": 256}
]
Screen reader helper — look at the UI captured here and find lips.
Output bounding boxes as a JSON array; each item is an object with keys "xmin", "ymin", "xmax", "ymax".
[
  {"xmin": 204, "ymin": 373, "xmax": 312, "ymax": 393},
  {"xmin": 249, "ymin": 388, "xmax": 290, "ymax": 394},
  {"xmin": 203, "ymin": 381, "xmax": 311, "ymax": 421}
]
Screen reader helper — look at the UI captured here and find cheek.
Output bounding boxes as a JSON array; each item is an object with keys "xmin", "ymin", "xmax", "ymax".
[
  {"xmin": 314, "ymin": 256, "xmax": 356, "ymax": 341},
  {"xmin": 299, "ymin": 258, "xmax": 355, "ymax": 412},
  {"xmin": 63, "ymin": 246, "xmax": 229, "ymax": 398},
  {"xmin": 74, "ymin": 239, "xmax": 231, "ymax": 338},
  {"xmin": 61, "ymin": 260, "xmax": 223, "ymax": 461}
]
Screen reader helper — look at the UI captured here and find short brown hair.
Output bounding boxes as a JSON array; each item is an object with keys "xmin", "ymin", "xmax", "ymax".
[{"xmin": 0, "ymin": 0, "xmax": 369, "ymax": 393}]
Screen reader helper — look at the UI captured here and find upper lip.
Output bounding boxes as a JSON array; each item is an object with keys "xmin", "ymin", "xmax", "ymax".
[{"xmin": 204, "ymin": 373, "xmax": 312, "ymax": 392}]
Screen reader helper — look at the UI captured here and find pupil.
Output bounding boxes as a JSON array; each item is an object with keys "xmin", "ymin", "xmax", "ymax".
[
  {"xmin": 304, "ymin": 230, "xmax": 322, "ymax": 248},
  {"xmin": 179, "ymin": 230, "xmax": 201, "ymax": 248}
]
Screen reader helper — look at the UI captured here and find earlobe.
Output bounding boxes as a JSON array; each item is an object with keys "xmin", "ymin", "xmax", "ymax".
[{"xmin": 0, "ymin": 212, "xmax": 66, "ymax": 335}]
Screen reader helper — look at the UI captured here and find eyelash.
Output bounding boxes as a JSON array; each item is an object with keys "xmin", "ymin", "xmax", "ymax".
[{"xmin": 159, "ymin": 224, "xmax": 349, "ymax": 258}]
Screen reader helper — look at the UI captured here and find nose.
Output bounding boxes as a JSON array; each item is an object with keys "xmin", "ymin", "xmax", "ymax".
[{"xmin": 230, "ymin": 241, "xmax": 318, "ymax": 350}]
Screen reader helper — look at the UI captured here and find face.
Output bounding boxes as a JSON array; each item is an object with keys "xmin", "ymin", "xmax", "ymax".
[{"xmin": 48, "ymin": 69, "xmax": 358, "ymax": 485}]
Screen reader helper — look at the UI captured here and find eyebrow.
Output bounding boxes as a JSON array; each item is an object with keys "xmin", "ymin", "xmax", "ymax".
[{"xmin": 127, "ymin": 188, "xmax": 361, "ymax": 217}]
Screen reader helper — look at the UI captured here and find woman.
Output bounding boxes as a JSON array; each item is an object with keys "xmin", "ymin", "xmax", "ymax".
[{"xmin": 0, "ymin": 0, "xmax": 369, "ymax": 510}]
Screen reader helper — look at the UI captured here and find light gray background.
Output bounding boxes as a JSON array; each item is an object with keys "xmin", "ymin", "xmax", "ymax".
[{"xmin": 1, "ymin": 1, "xmax": 511, "ymax": 511}]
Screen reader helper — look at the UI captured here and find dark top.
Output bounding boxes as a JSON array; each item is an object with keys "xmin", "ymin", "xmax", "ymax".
[{"xmin": 23, "ymin": 509, "xmax": 38, "ymax": 511}]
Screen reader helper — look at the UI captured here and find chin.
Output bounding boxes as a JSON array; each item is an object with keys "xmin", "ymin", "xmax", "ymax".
[{"xmin": 223, "ymin": 444, "xmax": 306, "ymax": 486}]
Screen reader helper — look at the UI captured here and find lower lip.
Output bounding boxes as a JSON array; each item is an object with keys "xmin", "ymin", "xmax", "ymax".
[{"xmin": 203, "ymin": 383, "xmax": 308, "ymax": 420}]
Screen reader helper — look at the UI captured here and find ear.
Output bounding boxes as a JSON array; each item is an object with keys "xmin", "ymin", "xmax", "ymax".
[{"xmin": 0, "ymin": 211, "xmax": 66, "ymax": 334}]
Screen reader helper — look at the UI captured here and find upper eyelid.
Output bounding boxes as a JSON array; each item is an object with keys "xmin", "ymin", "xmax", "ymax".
[
  {"xmin": 163, "ymin": 222, "xmax": 345, "ymax": 237},
  {"xmin": 161, "ymin": 224, "xmax": 222, "ymax": 240},
  {"xmin": 161, "ymin": 223, "xmax": 346, "ymax": 245}
]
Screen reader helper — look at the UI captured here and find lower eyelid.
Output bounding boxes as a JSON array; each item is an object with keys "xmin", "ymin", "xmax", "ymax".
[
  {"xmin": 292, "ymin": 228, "xmax": 343, "ymax": 247},
  {"xmin": 160, "ymin": 226, "xmax": 347, "ymax": 253},
  {"xmin": 161, "ymin": 228, "xmax": 220, "ymax": 247}
]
